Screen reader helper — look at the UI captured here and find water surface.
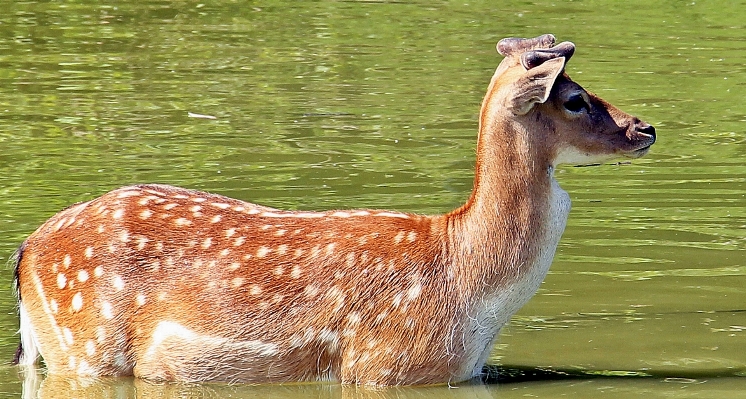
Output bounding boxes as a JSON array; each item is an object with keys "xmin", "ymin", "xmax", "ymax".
[{"xmin": 0, "ymin": 1, "xmax": 744, "ymax": 397}]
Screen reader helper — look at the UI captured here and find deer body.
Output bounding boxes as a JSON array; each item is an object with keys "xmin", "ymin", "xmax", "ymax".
[{"xmin": 14, "ymin": 35, "xmax": 655, "ymax": 385}]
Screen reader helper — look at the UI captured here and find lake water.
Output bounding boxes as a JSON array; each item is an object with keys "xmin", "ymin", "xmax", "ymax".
[{"xmin": 0, "ymin": 1, "xmax": 744, "ymax": 398}]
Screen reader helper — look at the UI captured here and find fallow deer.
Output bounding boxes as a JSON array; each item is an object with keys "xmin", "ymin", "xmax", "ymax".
[{"xmin": 13, "ymin": 34, "xmax": 655, "ymax": 386}]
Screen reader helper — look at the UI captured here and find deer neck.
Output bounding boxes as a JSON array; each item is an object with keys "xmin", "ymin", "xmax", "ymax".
[{"xmin": 445, "ymin": 105, "xmax": 570, "ymax": 295}]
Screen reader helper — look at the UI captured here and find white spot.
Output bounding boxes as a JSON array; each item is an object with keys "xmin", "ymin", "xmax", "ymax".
[
  {"xmin": 273, "ymin": 265, "xmax": 284, "ymax": 276},
  {"xmin": 135, "ymin": 294, "xmax": 146, "ymax": 307},
  {"xmin": 57, "ymin": 273, "xmax": 67, "ymax": 289},
  {"xmin": 310, "ymin": 245, "xmax": 322, "ymax": 258},
  {"xmin": 50, "ymin": 299, "xmax": 59, "ymax": 314},
  {"xmin": 233, "ymin": 206, "xmax": 245, "ymax": 212},
  {"xmin": 85, "ymin": 340, "xmax": 96, "ymax": 356},
  {"xmin": 77, "ymin": 360, "xmax": 95, "ymax": 375},
  {"xmin": 94, "ymin": 266, "xmax": 103, "ymax": 278},
  {"xmin": 139, "ymin": 209, "xmax": 153, "ymax": 220},
  {"xmin": 211, "ymin": 215, "xmax": 222, "ymax": 223},
  {"xmin": 190, "ymin": 205, "xmax": 202, "ymax": 213},
  {"xmin": 120, "ymin": 231, "xmax": 130, "ymax": 242},
  {"xmin": 407, "ymin": 282, "xmax": 422, "ymax": 300},
  {"xmin": 97, "ymin": 224, "xmax": 105, "ymax": 234},
  {"xmin": 232, "ymin": 278, "xmax": 244, "ymax": 288},
  {"xmin": 229, "ymin": 262, "xmax": 240, "ymax": 271},
  {"xmin": 77, "ymin": 270, "xmax": 89, "ymax": 283},
  {"xmin": 325, "ymin": 243, "xmax": 336, "ymax": 256},
  {"xmin": 407, "ymin": 231, "xmax": 417, "ymax": 242},
  {"xmin": 84, "ymin": 247, "xmax": 94, "ymax": 259},
  {"xmin": 112, "ymin": 276, "xmax": 125, "ymax": 291},
  {"xmin": 101, "ymin": 301, "xmax": 114, "ymax": 320},
  {"xmin": 112, "ymin": 209, "xmax": 125, "ymax": 219},
  {"xmin": 277, "ymin": 244, "xmax": 288, "ymax": 255},
  {"xmin": 137, "ymin": 236, "xmax": 149, "ymax": 251},
  {"xmin": 256, "ymin": 246, "xmax": 270, "ymax": 258},
  {"xmin": 175, "ymin": 218, "xmax": 192, "ymax": 226},
  {"xmin": 96, "ymin": 327, "xmax": 106, "ymax": 344},
  {"xmin": 54, "ymin": 218, "xmax": 67, "ymax": 231},
  {"xmin": 210, "ymin": 202, "xmax": 231, "ymax": 210},
  {"xmin": 63, "ymin": 255, "xmax": 71, "ymax": 268},
  {"xmin": 392, "ymin": 292, "xmax": 404, "ymax": 308},
  {"xmin": 163, "ymin": 203, "xmax": 178, "ymax": 210},
  {"xmin": 192, "ymin": 197, "xmax": 207, "ymax": 203},
  {"xmin": 116, "ymin": 190, "xmax": 141, "ymax": 198},
  {"xmin": 275, "ymin": 229, "xmax": 286, "ymax": 236},
  {"xmin": 348, "ymin": 312, "xmax": 361, "ymax": 325},
  {"xmin": 234, "ymin": 237, "xmax": 246, "ymax": 247},
  {"xmin": 394, "ymin": 231, "xmax": 405, "ymax": 244},
  {"xmin": 345, "ymin": 252, "xmax": 355, "ymax": 267},
  {"xmin": 225, "ymin": 228, "xmax": 236, "ymax": 237},
  {"xmin": 250, "ymin": 285, "xmax": 262, "ymax": 295},
  {"xmin": 291, "ymin": 265, "xmax": 302, "ymax": 279},
  {"xmin": 63, "ymin": 328, "xmax": 74, "ymax": 346},
  {"xmin": 374, "ymin": 212, "xmax": 409, "ymax": 219},
  {"xmin": 201, "ymin": 237, "xmax": 212, "ymax": 249},
  {"xmin": 318, "ymin": 328, "xmax": 340, "ymax": 352},
  {"xmin": 68, "ymin": 355, "xmax": 76, "ymax": 370},
  {"xmin": 304, "ymin": 284, "xmax": 319, "ymax": 297},
  {"xmin": 144, "ymin": 189, "xmax": 165, "ymax": 196},
  {"xmin": 220, "ymin": 248, "xmax": 231, "ymax": 257},
  {"xmin": 331, "ymin": 211, "xmax": 351, "ymax": 218}
]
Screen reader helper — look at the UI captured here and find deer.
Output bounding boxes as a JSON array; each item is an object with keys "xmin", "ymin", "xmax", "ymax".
[{"xmin": 12, "ymin": 34, "xmax": 655, "ymax": 386}]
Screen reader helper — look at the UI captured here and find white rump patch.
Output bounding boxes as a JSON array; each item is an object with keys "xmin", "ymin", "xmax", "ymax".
[{"xmin": 17, "ymin": 303, "xmax": 40, "ymax": 365}]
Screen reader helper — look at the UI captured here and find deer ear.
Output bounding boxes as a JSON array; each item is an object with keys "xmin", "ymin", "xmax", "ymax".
[{"xmin": 508, "ymin": 57, "xmax": 565, "ymax": 115}]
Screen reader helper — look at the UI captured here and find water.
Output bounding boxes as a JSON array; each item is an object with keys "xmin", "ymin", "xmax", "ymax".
[{"xmin": 0, "ymin": 0, "xmax": 744, "ymax": 397}]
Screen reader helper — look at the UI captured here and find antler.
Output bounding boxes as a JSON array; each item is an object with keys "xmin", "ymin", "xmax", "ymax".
[
  {"xmin": 497, "ymin": 34, "xmax": 556, "ymax": 57},
  {"xmin": 521, "ymin": 41, "xmax": 575, "ymax": 69},
  {"xmin": 497, "ymin": 34, "xmax": 575, "ymax": 70}
]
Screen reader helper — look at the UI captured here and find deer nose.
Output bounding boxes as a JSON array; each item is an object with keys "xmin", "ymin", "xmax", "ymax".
[{"xmin": 638, "ymin": 123, "xmax": 656, "ymax": 140}]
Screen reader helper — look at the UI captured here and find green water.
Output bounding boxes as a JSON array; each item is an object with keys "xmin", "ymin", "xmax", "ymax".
[{"xmin": 0, "ymin": 1, "xmax": 744, "ymax": 397}]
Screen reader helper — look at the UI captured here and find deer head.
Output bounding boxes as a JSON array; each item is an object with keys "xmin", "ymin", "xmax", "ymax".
[{"xmin": 479, "ymin": 34, "xmax": 656, "ymax": 171}]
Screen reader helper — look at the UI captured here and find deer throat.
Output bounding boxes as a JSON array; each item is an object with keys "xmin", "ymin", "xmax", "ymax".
[{"xmin": 456, "ymin": 177, "xmax": 571, "ymax": 380}]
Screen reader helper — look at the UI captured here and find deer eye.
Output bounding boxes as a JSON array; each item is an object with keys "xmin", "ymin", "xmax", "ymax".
[{"xmin": 563, "ymin": 94, "xmax": 589, "ymax": 113}]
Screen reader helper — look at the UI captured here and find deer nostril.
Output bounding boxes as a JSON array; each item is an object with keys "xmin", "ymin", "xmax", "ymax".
[{"xmin": 639, "ymin": 124, "xmax": 656, "ymax": 138}]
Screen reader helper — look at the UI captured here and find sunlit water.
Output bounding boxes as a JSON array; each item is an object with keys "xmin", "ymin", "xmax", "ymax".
[{"xmin": 0, "ymin": 1, "xmax": 744, "ymax": 398}]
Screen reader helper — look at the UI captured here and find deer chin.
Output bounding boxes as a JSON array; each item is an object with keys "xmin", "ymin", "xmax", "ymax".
[
  {"xmin": 624, "ymin": 145, "xmax": 652, "ymax": 158},
  {"xmin": 553, "ymin": 145, "xmax": 615, "ymax": 167},
  {"xmin": 621, "ymin": 134, "xmax": 656, "ymax": 158}
]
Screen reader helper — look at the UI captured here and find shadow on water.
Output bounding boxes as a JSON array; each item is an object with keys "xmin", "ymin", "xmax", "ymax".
[{"xmin": 482, "ymin": 364, "xmax": 746, "ymax": 384}]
